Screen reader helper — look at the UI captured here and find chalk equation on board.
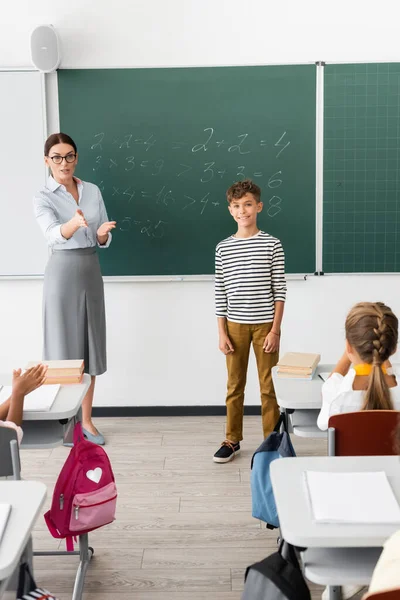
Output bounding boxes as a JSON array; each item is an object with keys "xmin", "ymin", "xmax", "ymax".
[{"xmin": 89, "ymin": 128, "xmax": 291, "ymax": 238}]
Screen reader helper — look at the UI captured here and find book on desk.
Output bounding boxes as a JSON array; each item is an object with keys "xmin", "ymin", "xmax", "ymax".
[
  {"xmin": 25, "ymin": 359, "xmax": 84, "ymax": 385},
  {"xmin": 277, "ymin": 353, "xmax": 320, "ymax": 380}
]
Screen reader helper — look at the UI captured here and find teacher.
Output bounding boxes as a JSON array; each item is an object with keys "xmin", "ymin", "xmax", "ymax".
[{"xmin": 33, "ymin": 133, "xmax": 116, "ymax": 445}]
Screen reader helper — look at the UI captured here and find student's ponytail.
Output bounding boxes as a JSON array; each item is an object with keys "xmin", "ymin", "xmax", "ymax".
[{"xmin": 345, "ymin": 302, "xmax": 398, "ymax": 411}]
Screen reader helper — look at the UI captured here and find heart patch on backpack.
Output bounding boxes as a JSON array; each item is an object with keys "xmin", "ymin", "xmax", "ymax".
[{"xmin": 86, "ymin": 467, "xmax": 102, "ymax": 483}]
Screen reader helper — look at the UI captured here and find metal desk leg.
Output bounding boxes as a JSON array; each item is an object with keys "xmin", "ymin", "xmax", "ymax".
[
  {"xmin": 71, "ymin": 534, "xmax": 94, "ymax": 600},
  {"xmin": 63, "ymin": 407, "xmax": 82, "ymax": 446},
  {"xmin": 279, "ymin": 408, "xmax": 288, "ymax": 433},
  {"xmin": 328, "ymin": 586, "xmax": 343, "ymax": 600},
  {"xmin": 34, "ymin": 533, "xmax": 94, "ymax": 600}
]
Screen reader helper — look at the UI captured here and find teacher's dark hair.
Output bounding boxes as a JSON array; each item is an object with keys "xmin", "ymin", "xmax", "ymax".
[{"xmin": 44, "ymin": 133, "xmax": 77, "ymax": 156}]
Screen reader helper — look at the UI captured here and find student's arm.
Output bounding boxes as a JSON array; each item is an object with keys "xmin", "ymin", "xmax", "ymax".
[
  {"xmin": 264, "ymin": 240, "xmax": 286, "ymax": 353},
  {"xmin": 0, "ymin": 365, "xmax": 48, "ymax": 426},
  {"xmin": 264, "ymin": 301, "xmax": 285, "ymax": 353},
  {"xmin": 215, "ymin": 248, "xmax": 233, "ymax": 354},
  {"xmin": 217, "ymin": 317, "xmax": 234, "ymax": 354},
  {"xmin": 331, "ymin": 351, "xmax": 352, "ymax": 377}
]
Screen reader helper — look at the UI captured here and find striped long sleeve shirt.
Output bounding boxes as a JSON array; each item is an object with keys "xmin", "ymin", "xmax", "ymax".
[{"xmin": 215, "ymin": 231, "xmax": 286, "ymax": 324}]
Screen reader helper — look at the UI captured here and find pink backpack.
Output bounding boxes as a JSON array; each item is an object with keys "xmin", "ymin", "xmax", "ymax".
[{"xmin": 44, "ymin": 422, "xmax": 117, "ymax": 550}]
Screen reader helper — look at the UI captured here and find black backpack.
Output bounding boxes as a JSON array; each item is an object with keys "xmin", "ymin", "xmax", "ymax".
[{"xmin": 242, "ymin": 540, "xmax": 311, "ymax": 600}]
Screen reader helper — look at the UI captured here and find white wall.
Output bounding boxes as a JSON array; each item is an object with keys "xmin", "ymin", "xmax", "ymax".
[{"xmin": 1, "ymin": 0, "xmax": 400, "ymax": 407}]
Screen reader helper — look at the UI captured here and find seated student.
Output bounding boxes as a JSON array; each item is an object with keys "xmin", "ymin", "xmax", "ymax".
[
  {"xmin": 0, "ymin": 364, "xmax": 47, "ymax": 444},
  {"xmin": 318, "ymin": 301, "xmax": 400, "ymax": 431}
]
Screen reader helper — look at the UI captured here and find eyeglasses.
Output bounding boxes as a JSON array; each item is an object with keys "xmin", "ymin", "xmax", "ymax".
[{"xmin": 47, "ymin": 153, "xmax": 77, "ymax": 164}]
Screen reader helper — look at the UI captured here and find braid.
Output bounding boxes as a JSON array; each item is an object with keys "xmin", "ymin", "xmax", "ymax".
[
  {"xmin": 345, "ymin": 302, "xmax": 398, "ymax": 411},
  {"xmin": 372, "ymin": 303, "xmax": 394, "ymax": 365}
]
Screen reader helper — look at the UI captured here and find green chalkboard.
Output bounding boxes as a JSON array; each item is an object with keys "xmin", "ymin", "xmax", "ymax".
[
  {"xmin": 58, "ymin": 66, "xmax": 316, "ymax": 276},
  {"xmin": 324, "ymin": 63, "xmax": 400, "ymax": 273}
]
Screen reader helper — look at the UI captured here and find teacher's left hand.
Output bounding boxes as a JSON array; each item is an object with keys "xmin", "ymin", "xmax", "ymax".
[{"xmin": 97, "ymin": 221, "xmax": 117, "ymax": 237}]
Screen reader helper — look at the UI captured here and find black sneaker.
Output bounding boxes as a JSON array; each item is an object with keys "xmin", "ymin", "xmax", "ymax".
[{"xmin": 213, "ymin": 441, "xmax": 240, "ymax": 463}]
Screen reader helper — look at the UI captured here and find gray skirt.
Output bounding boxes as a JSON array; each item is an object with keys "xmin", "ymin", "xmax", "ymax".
[{"xmin": 43, "ymin": 247, "xmax": 106, "ymax": 376}]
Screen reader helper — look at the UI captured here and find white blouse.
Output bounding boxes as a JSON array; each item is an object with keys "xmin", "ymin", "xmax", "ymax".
[
  {"xmin": 317, "ymin": 367, "xmax": 400, "ymax": 430},
  {"xmin": 33, "ymin": 176, "xmax": 112, "ymax": 250}
]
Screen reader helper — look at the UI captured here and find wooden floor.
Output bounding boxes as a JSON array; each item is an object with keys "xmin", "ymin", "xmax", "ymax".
[{"xmin": 20, "ymin": 416, "xmax": 329, "ymax": 599}]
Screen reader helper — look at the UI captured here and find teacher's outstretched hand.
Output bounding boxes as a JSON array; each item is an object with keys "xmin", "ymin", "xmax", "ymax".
[{"xmin": 97, "ymin": 220, "xmax": 117, "ymax": 245}]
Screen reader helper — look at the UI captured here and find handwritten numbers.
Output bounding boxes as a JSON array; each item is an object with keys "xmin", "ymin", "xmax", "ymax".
[
  {"xmin": 200, "ymin": 193, "xmax": 210, "ymax": 214},
  {"xmin": 92, "ymin": 156, "xmax": 102, "ymax": 172},
  {"xmin": 152, "ymin": 159, "xmax": 164, "ymax": 176},
  {"xmin": 153, "ymin": 220, "xmax": 167, "ymax": 238},
  {"xmin": 144, "ymin": 134, "xmax": 156, "ymax": 152},
  {"xmin": 120, "ymin": 217, "xmax": 132, "ymax": 232},
  {"xmin": 201, "ymin": 162, "xmax": 215, "ymax": 183},
  {"xmin": 123, "ymin": 187, "xmax": 135, "ymax": 203},
  {"xmin": 268, "ymin": 171, "xmax": 283, "ymax": 188},
  {"xmin": 267, "ymin": 196, "xmax": 282, "ymax": 218},
  {"xmin": 125, "ymin": 156, "xmax": 135, "ymax": 171},
  {"xmin": 236, "ymin": 166, "xmax": 246, "ymax": 181},
  {"xmin": 274, "ymin": 132, "xmax": 291, "ymax": 158},
  {"xmin": 228, "ymin": 134, "xmax": 250, "ymax": 155},
  {"xmin": 119, "ymin": 134, "xmax": 132, "ymax": 149},
  {"xmin": 192, "ymin": 128, "xmax": 214, "ymax": 153},
  {"xmin": 156, "ymin": 186, "xmax": 175, "ymax": 206},
  {"xmin": 140, "ymin": 221, "xmax": 153, "ymax": 237},
  {"xmin": 91, "ymin": 133, "xmax": 104, "ymax": 151}
]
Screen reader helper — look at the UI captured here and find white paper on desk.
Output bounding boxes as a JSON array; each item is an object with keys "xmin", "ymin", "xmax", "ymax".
[
  {"xmin": 0, "ymin": 504, "xmax": 11, "ymax": 544},
  {"xmin": 0, "ymin": 385, "xmax": 60, "ymax": 411},
  {"xmin": 304, "ymin": 470, "xmax": 400, "ymax": 524}
]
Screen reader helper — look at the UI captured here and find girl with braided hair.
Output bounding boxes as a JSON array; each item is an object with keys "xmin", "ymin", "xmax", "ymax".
[{"xmin": 318, "ymin": 301, "xmax": 400, "ymax": 430}]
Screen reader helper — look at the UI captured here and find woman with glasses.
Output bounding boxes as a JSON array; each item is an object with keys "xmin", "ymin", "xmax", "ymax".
[{"xmin": 33, "ymin": 132, "xmax": 116, "ymax": 445}]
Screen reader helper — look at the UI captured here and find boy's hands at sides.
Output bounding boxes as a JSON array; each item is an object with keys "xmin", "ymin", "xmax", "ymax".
[
  {"xmin": 219, "ymin": 332, "xmax": 234, "ymax": 355},
  {"xmin": 263, "ymin": 331, "xmax": 280, "ymax": 353},
  {"xmin": 12, "ymin": 364, "xmax": 48, "ymax": 397}
]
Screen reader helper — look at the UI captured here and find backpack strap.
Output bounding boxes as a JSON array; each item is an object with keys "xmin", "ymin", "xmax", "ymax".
[
  {"xmin": 66, "ymin": 536, "xmax": 74, "ymax": 552},
  {"xmin": 43, "ymin": 511, "xmax": 62, "ymax": 539}
]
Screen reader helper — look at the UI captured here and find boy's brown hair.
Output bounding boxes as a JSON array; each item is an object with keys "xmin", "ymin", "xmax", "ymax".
[{"xmin": 226, "ymin": 179, "xmax": 261, "ymax": 204}]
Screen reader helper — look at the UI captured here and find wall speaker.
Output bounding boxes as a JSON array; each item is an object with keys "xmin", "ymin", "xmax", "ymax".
[{"xmin": 30, "ymin": 25, "xmax": 61, "ymax": 72}]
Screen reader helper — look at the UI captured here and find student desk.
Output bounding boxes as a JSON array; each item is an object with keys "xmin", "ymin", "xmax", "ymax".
[
  {"xmin": 0, "ymin": 374, "xmax": 91, "ymax": 448},
  {"xmin": 0, "ymin": 481, "xmax": 47, "ymax": 598},
  {"xmin": 272, "ymin": 364, "xmax": 332, "ymax": 437},
  {"xmin": 271, "ymin": 456, "xmax": 400, "ymax": 598},
  {"xmin": 0, "ymin": 374, "xmax": 92, "ymax": 600}
]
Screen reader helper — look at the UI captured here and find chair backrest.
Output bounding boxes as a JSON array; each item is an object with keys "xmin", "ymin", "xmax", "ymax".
[
  {"xmin": 0, "ymin": 426, "xmax": 21, "ymax": 478},
  {"xmin": 328, "ymin": 410, "xmax": 400, "ymax": 456},
  {"xmin": 363, "ymin": 588, "xmax": 400, "ymax": 599}
]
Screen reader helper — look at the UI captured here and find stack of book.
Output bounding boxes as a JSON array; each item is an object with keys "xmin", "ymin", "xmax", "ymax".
[
  {"xmin": 25, "ymin": 359, "xmax": 84, "ymax": 385},
  {"xmin": 276, "ymin": 352, "xmax": 320, "ymax": 380}
]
